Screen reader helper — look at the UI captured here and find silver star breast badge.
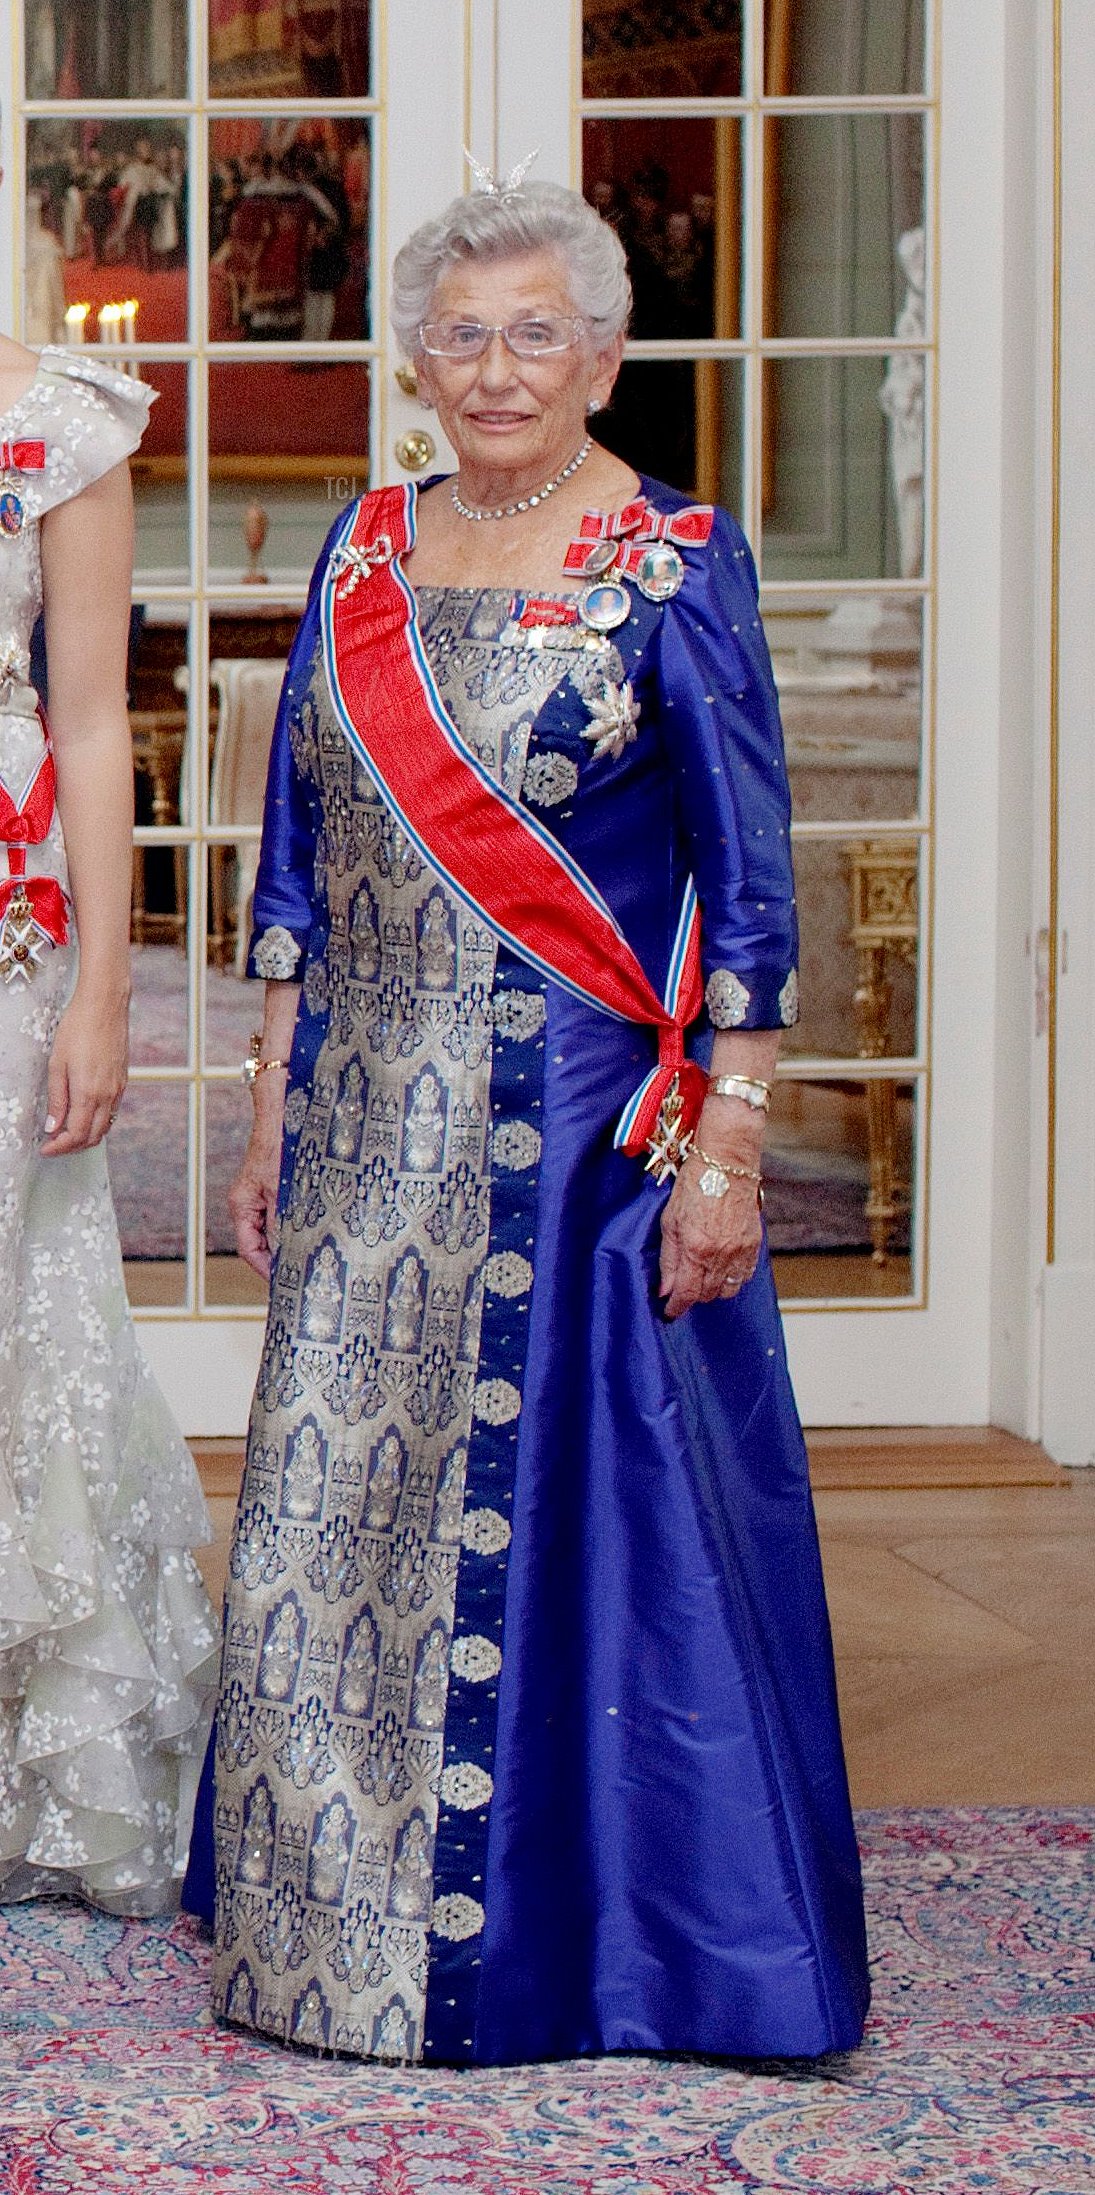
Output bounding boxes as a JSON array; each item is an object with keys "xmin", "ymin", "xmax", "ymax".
[
  {"xmin": 581, "ymin": 680, "xmax": 640, "ymax": 762},
  {"xmin": 0, "ymin": 896, "xmax": 47, "ymax": 984},
  {"xmin": 0, "ymin": 635, "xmax": 31, "ymax": 705}
]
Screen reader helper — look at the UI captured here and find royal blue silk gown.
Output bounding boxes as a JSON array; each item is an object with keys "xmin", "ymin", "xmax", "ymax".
[{"xmin": 183, "ymin": 476, "xmax": 870, "ymax": 2065}]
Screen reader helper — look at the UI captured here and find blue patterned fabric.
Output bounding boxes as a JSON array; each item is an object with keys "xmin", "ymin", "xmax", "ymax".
[{"xmin": 185, "ymin": 477, "xmax": 868, "ymax": 2063}]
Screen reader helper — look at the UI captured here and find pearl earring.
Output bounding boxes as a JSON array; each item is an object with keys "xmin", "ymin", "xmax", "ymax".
[{"xmin": 587, "ymin": 397, "xmax": 603, "ymax": 416}]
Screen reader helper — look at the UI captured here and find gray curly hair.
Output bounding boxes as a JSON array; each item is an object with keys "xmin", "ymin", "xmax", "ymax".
[{"xmin": 390, "ymin": 180, "xmax": 632, "ymax": 358}]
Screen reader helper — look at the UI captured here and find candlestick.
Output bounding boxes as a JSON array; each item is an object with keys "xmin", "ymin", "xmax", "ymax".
[{"xmin": 63, "ymin": 302, "xmax": 90, "ymax": 345}]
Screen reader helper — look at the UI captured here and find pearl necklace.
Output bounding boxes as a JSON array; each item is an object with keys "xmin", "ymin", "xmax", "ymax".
[{"xmin": 450, "ymin": 436, "xmax": 592, "ymax": 521}]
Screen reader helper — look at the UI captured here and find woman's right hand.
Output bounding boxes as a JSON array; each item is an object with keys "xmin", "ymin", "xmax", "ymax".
[{"xmin": 230, "ymin": 1096, "xmax": 285, "ymax": 1279}]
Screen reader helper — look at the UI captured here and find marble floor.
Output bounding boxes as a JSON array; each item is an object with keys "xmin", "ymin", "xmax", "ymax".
[{"xmin": 192, "ymin": 1429, "xmax": 1095, "ymax": 1810}]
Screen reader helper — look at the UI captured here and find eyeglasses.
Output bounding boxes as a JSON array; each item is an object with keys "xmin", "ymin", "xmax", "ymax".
[{"xmin": 418, "ymin": 316, "xmax": 587, "ymax": 360}]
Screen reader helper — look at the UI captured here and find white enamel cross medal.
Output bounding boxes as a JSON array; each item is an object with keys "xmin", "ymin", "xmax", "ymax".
[
  {"xmin": 0, "ymin": 890, "xmax": 47, "ymax": 982},
  {"xmin": 644, "ymin": 1076, "xmax": 694, "ymax": 1184}
]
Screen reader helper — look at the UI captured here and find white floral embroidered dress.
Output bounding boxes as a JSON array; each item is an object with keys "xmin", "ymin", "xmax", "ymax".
[{"xmin": 0, "ymin": 350, "xmax": 217, "ymax": 1915}]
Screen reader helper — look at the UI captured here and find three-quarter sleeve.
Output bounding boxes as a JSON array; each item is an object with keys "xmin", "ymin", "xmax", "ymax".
[
  {"xmin": 653, "ymin": 508, "xmax": 798, "ymax": 1030},
  {"xmin": 245, "ymin": 518, "xmax": 342, "ymax": 981}
]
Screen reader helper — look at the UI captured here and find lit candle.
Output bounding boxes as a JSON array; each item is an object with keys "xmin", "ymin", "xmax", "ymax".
[
  {"xmin": 98, "ymin": 302, "xmax": 120, "ymax": 344},
  {"xmin": 121, "ymin": 299, "xmax": 140, "ymax": 377},
  {"xmin": 63, "ymin": 302, "xmax": 90, "ymax": 345}
]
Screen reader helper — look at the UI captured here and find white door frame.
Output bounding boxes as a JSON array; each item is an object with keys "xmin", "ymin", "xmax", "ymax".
[{"xmin": 1038, "ymin": 0, "xmax": 1095, "ymax": 1463}]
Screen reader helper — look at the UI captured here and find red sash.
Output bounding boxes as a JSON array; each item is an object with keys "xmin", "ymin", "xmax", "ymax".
[{"xmin": 321, "ymin": 485, "xmax": 707, "ymax": 1158}]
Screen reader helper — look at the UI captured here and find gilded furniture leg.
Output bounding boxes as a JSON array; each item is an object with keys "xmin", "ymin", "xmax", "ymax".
[
  {"xmin": 209, "ymin": 846, "xmax": 229, "ymax": 968},
  {"xmin": 149, "ymin": 749, "xmax": 187, "ymax": 945},
  {"xmin": 129, "ymin": 708, "xmax": 187, "ymax": 945},
  {"xmin": 848, "ymin": 840, "xmax": 918, "ymax": 1266},
  {"xmin": 853, "ymin": 943, "xmax": 900, "ymax": 1262},
  {"xmin": 174, "ymin": 847, "xmax": 188, "ymax": 942},
  {"xmin": 864, "ymin": 1063, "xmax": 900, "ymax": 1265},
  {"xmin": 131, "ymin": 846, "xmax": 146, "ymax": 946}
]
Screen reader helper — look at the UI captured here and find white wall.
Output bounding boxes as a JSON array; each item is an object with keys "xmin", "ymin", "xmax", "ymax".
[{"xmin": 0, "ymin": 1, "xmax": 16, "ymax": 324}]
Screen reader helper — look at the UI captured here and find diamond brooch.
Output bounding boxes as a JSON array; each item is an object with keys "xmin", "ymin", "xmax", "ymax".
[{"xmin": 581, "ymin": 680, "xmax": 640, "ymax": 763}]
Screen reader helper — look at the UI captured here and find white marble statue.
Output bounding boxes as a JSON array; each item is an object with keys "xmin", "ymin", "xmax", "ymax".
[{"xmin": 879, "ymin": 226, "xmax": 926, "ymax": 581}]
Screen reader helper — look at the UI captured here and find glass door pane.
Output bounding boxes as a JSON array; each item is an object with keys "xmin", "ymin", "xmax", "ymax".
[{"xmin": 208, "ymin": 0, "xmax": 372, "ymax": 98}]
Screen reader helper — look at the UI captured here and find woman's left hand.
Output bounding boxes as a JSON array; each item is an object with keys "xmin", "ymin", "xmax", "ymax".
[
  {"xmin": 659, "ymin": 1154, "xmax": 763, "ymax": 1320},
  {"xmin": 41, "ymin": 988, "xmax": 129, "ymax": 1155}
]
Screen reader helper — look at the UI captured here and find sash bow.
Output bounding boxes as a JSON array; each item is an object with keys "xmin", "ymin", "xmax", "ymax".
[
  {"xmin": 0, "ymin": 741, "xmax": 70, "ymax": 956},
  {"xmin": 0, "ymin": 871, "xmax": 68, "ymax": 935}
]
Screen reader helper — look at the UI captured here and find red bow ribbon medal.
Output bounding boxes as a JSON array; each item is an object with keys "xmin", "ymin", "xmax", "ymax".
[
  {"xmin": 0, "ymin": 438, "xmax": 46, "ymax": 539},
  {"xmin": 0, "ymin": 740, "xmax": 69, "ymax": 981}
]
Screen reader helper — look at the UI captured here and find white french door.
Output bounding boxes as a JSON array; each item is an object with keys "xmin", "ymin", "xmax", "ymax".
[
  {"xmin": 2, "ymin": 0, "xmax": 1039, "ymax": 1433},
  {"xmin": 453, "ymin": 0, "xmax": 1027, "ymax": 1431}
]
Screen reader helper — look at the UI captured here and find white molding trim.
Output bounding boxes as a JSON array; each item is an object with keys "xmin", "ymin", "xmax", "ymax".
[
  {"xmin": 382, "ymin": 0, "xmax": 465, "ymax": 483},
  {"xmin": 1042, "ymin": 1263, "xmax": 1095, "ymax": 1465},
  {"xmin": 1034, "ymin": 0, "xmax": 1095, "ymax": 1464},
  {"xmin": 1049, "ymin": 0, "xmax": 1095, "ymax": 1275}
]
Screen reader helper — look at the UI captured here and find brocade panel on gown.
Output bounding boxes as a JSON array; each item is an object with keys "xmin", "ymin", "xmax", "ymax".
[
  {"xmin": 0, "ymin": 351, "xmax": 218, "ymax": 1915},
  {"xmin": 198, "ymin": 478, "xmax": 870, "ymax": 2062}
]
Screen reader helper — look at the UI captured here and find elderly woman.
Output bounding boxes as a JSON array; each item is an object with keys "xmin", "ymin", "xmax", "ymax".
[{"xmin": 186, "ymin": 176, "xmax": 870, "ymax": 2066}]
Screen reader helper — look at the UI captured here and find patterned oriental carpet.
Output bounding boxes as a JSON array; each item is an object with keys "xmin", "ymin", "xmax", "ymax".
[{"xmin": 1, "ymin": 1810, "xmax": 1092, "ymax": 2193}]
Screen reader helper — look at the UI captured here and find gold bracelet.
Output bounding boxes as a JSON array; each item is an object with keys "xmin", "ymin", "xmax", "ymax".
[
  {"xmin": 688, "ymin": 1146, "xmax": 764, "ymax": 1201},
  {"xmin": 242, "ymin": 1033, "xmax": 290, "ymax": 1089}
]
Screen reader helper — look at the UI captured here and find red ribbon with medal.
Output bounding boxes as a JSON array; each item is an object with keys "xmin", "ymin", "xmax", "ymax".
[
  {"xmin": 0, "ymin": 439, "xmax": 46, "ymax": 539},
  {"xmin": 563, "ymin": 496, "xmax": 714, "ymax": 627},
  {"xmin": 321, "ymin": 485, "xmax": 707, "ymax": 1169},
  {"xmin": 0, "ymin": 735, "xmax": 69, "ymax": 982}
]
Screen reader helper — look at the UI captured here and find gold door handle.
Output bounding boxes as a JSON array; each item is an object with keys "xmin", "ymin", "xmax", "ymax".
[{"xmin": 395, "ymin": 429, "xmax": 436, "ymax": 472}]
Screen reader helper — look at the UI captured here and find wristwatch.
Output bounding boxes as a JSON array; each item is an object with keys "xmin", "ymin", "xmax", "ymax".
[{"xmin": 708, "ymin": 1074, "xmax": 771, "ymax": 1112}]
